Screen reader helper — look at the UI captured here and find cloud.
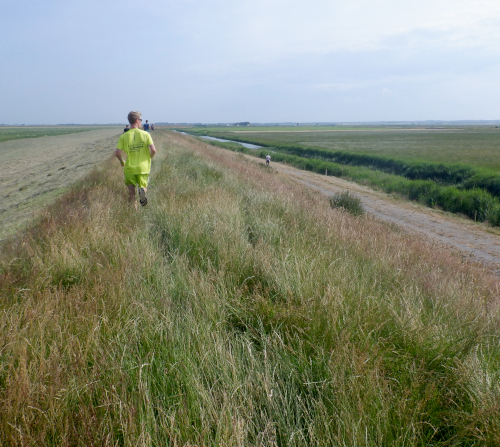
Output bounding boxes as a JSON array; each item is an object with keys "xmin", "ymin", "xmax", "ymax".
[
  {"xmin": 171, "ymin": 0, "xmax": 500, "ymax": 57},
  {"xmin": 2, "ymin": 0, "xmax": 500, "ymax": 123}
]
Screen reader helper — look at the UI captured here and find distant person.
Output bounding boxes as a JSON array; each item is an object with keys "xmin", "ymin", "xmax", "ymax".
[
  {"xmin": 115, "ymin": 111, "xmax": 156, "ymax": 209},
  {"xmin": 143, "ymin": 120, "xmax": 150, "ymax": 133},
  {"xmin": 151, "ymin": 123, "xmax": 155, "ymax": 132},
  {"xmin": 123, "ymin": 124, "xmax": 130, "ymax": 133},
  {"xmin": 266, "ymin": 154, "xmax": 271, "ymax": 165}
]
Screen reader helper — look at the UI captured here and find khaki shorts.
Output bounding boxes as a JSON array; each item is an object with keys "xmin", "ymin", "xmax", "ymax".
[{"xmin": 124, "ymin": 173, "xmax": 149, "ymax": 188}]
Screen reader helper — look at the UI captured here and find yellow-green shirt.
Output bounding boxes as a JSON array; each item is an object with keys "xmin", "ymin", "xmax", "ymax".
[{"xmin": 117, "ymin": 129, "xmax": 153, "ymax": 174}]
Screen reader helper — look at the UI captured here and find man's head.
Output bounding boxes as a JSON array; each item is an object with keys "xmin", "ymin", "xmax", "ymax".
[
  {"xmin": 146, "ymin": 120, "xmax": 149, "ymax": 123},
  {"xmin": 127, "ymin": 111, "xmax": 142, "ymax": 125}
]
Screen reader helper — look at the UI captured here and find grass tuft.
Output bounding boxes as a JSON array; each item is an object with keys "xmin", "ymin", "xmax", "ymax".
[{"xmin": 329, "ymin": 191, "xmax": 365, "ymax": 216}]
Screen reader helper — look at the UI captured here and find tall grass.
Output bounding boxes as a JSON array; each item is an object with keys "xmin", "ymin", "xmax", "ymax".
[
  {"xmin": 1, "ymin": 130, "xmax": 500, "ymax": 445},
  {"xmin": 201, "ymin": 139, "xmax": 500, "ymax": 226}
]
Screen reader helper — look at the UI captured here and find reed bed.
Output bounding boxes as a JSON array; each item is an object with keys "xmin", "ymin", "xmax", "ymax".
[{"xmin": 0, "ymin": 130, "xmax": 499, "ymax": 446}]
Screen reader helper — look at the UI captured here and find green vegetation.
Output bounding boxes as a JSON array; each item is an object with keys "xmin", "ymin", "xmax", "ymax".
[
  {"xmin": 183, "ymin": 128, "xmax": 500, "ymax": 226},
  {"xmin": 198, "ymin": 139, "xmax": 500, "ymax": 226},
  {"xmin": 248, "ymin": 143, "xmax": 500, "ymax": 201},
  {"xmin": 1, "ymin": 130, "xmax": 499, "ymax": 445},
  {"xmin": 186, "ymin": 126, "xmax": 500, "ymax": 170},
  {"xmin": 329, "ymin": 191, "xmax": 365, "ymax": 216},
  {"xmin": 0, "ymin": 126, "xmax": 105, "ymax": 144},
  {"xmin": 189, "ymin": 125, "xmax": 341, "ymax": 133}
]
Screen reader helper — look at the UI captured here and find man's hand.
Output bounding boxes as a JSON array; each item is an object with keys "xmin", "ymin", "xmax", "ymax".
[{"xmin": 115, "ymin": 148, "xmax": 126, "ymax": 166}]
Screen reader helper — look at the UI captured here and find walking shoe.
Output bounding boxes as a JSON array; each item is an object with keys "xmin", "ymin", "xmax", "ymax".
[{"xmin": 138, "ymin": 188, "xmax": 148, "ymax": 206}]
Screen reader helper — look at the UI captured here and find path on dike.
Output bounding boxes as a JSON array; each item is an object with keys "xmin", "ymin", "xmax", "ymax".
[{"xmin": 248, "ymin": 155, "xmax": 500, "ymax": 274}]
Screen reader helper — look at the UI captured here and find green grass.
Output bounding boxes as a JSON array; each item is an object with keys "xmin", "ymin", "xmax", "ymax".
[
  {"xmin": 183, "ymin": 127, "xmax": 500, "ymax": 225},
  {"xmin": 1, "ymin": 130, "xmax": 500, "ymax": 445},
  {"xmin": 185, "ymin": 126, "xmax": 500, "ymax": 171},
  {"xmin": 0, "ymin": 126, "xmax": 107, "ymax": 144},
  {"xmin": 188, "ymin": 125, "xmax": 342, "ymax": 132},
  {"xmin": 197, "ymin": 138, "xmax": 500, "ymax": 226}
]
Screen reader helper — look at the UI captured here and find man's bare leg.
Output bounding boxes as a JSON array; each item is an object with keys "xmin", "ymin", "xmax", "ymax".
[{"xmin": 127, "ymin": 184, "xmax": 138, "ymax": 210}]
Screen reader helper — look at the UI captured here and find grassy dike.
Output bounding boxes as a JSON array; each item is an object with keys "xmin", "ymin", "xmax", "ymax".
[{"xmin": 1, "ymin": 130, "xmax": 500, "ymax": 446}]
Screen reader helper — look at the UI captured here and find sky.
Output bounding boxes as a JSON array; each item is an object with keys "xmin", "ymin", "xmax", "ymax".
[{"xmin": 1, "ymin": 0, "xmax": 500, "ymax": 124}]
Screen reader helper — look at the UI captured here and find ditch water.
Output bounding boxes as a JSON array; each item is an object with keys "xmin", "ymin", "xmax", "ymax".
[
  {"xmin": 175, "ymin": 131, "xmax": 262, "ymax": 150},
  {"xmin": 199, "ymin": 136, "xmax": 262, "ymax": 149}
]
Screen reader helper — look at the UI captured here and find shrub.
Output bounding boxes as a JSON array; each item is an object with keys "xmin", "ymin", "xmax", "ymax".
[{"xmin": 329, "ymin": 191, "xmax": 365, "ymax": 216}]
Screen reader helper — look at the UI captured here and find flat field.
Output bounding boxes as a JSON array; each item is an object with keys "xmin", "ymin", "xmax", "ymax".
[
  {"xmin": 199, "ymin": 126, "xmax": 500, "ymax": 171},
  {"xmin": 0, "ymin": 127, "xmax": 121, "ymax": 241},
  {"xmin": 0, "ymin": 126, "xmax": 103, "ymax": 144}
]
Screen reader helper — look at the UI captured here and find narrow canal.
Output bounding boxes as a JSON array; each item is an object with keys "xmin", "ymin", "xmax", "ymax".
[{"xmin": 174, "ymin": 131, "xmax": 263, "ymax": 149}]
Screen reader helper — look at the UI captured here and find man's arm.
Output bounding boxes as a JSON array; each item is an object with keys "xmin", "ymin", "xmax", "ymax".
[
  {"xmin": 149, "ymin": 144, "xmax": 156, "ymax": 159},
  {"xmin": 115, "ymin": 148, "xmax": 126, "ymax": 166}
]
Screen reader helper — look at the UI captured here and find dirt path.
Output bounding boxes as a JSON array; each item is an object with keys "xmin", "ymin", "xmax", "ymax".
[
  {"xmin": 247, "ymin": 156, "xmax": 500, "ymax": 272},
  {"xmin": 0, "ymin": 128, "xmax": 120, "ymax": 242}
]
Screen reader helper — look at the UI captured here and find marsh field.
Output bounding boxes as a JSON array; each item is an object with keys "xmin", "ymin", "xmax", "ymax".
[
  {"xmin": 188, "ymin": 125, "xmax": 500, "ymax": 169},
  {"xmin": 1, "ymin": 129, "xmax": 500, "ymax": 446}
]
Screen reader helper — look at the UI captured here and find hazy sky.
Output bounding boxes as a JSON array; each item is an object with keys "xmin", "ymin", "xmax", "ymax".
[{"xmin": 1, "ymin": 0, "xmax": 500, "ymax": 124}]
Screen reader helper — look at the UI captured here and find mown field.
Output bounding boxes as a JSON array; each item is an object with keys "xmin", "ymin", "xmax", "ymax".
[
  {"xmin": 0, "ymin": 126, "xmax": 105, "ymax": 144},
  {"xmin": 0, "ymin": 128, "xmax": 120, "ymax": 242},
  {"xmin": 192, "ymin": 126, "xmax": 500, "ymax": 170},
  {"xmin": 1, "ymin": 130, "xmax": 499, "ymax": 446}
]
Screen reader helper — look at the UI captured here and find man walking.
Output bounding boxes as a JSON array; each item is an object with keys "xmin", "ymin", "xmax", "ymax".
[
  {"xmin": 115, "ymin": 111, "xmax": 156, "ymax": 209},
  {"xmin": 143, "ymin": 120, "xmax": 151, "ymax": 133}
]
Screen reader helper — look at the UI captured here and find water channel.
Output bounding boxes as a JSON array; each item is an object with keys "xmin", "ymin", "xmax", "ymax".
[
  {"xmin": 175, "ymin": 131, "xmax": 263, "ymax": 150},
  {"xmin": 199, "ymin": 136, "xmax": 263, "ymax": 149}
]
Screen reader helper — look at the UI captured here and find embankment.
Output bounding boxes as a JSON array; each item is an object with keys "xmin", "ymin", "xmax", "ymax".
[{"xmin": 1, "ymin": 130, "xmax": 499, "ymax": 446}]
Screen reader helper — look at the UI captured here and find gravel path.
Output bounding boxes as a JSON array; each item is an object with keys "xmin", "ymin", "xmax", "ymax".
[{"xmin": 251, "ymin": 157, "xmax": 500, "ymax": 273}]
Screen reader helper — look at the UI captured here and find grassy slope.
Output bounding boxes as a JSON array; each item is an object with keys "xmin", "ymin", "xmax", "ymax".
[
  {"xmin": 1, "ymin": 130, "xmax": 500, "ymax": 446},
  {"xmin": 0, "ymin": 128, "xmax": 121, "ymax": 242}
]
